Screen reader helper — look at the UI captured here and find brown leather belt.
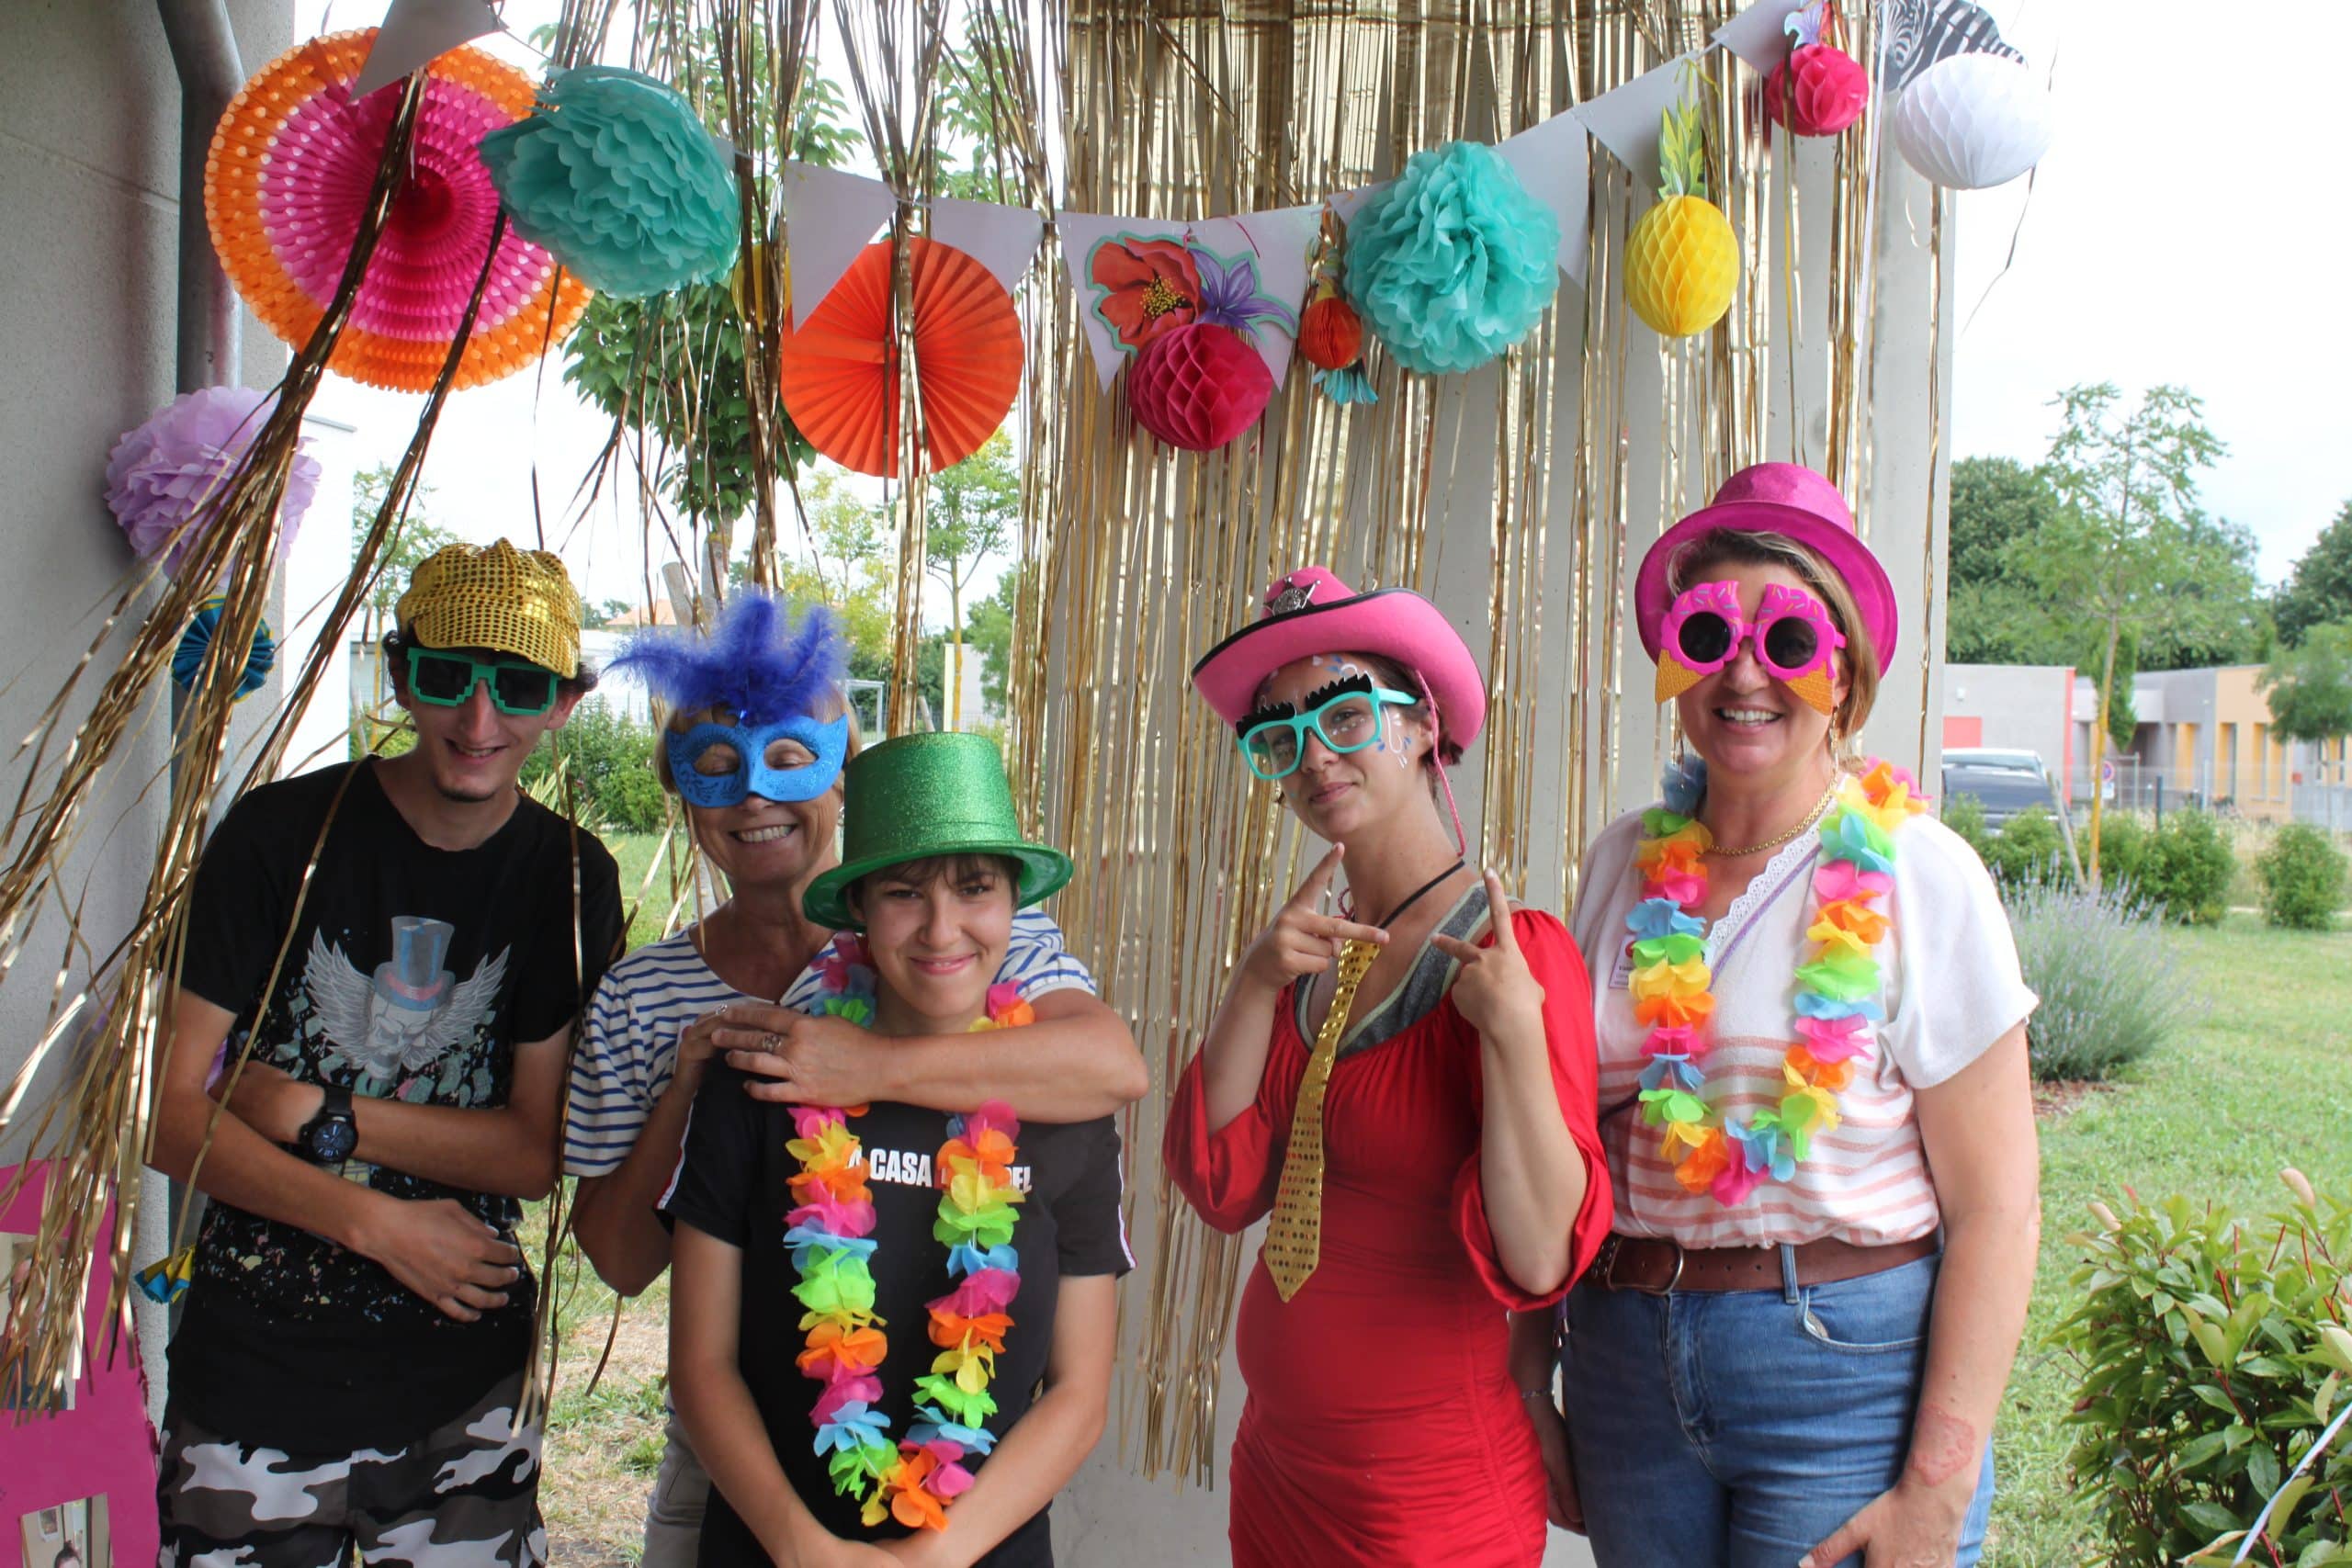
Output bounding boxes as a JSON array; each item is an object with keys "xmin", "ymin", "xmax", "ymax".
[{"xmin": 1588, "ymin": 1232, "xmax": 1939, "ymax": 1294}]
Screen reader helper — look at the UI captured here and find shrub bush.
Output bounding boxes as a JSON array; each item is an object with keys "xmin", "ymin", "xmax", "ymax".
[
  {"xmin": 520, "ymin": 702, "xmax": 666, "ymax": 833},
  {"xmin": 1990, "ymin": 805, "xmax": 2074, "ymax": 889},
  {"xmin": 2090, "ymin": 812, "xmax": 2148, "ymax": 893},
  {"xmin": 1941, "ymin": 792, "xmax": 1997, "ymax": 867},
  {"xmin": 2052, "ymin": 1176, "xmax": 2352, "ymax": 1567},
  {"xmin": 2257, "ymin": 823, "xmax": 2348, "ymax": 931},
  {"xmin": 2005, "ymin": 879, "xmax": 2197, "ymax": 1081},
  {"xmin": 2140, "ymin": 809, "xmax": 2236, "ymax": 925}
]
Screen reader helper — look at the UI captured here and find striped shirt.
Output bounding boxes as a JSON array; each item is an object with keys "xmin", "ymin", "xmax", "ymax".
[
  {"xmin": 1569, "ymin": 807, "xmax": 2036, "ymax": 1250},
  {"xmin": 564, "ymin": 909, "xmax": 1099, "ymax": 1177}
]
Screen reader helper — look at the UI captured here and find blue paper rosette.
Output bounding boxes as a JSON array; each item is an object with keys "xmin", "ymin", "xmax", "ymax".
[
  {"xmin": 173, "ymin": 595, "xmax": 275, "ymax": 702},
  {"xmin": 479, "ymin": 65, "xmax": 741, "ymax": 299},
  {"xmin": 1343, "ymin": 140, "xmax": 1560, "ymax": 376}
]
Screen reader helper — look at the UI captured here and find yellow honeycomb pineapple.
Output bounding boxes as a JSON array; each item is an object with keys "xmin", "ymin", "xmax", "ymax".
[{"xmin": 1625, "ymin": 93, "xmax": 1737, "ymax": 338}]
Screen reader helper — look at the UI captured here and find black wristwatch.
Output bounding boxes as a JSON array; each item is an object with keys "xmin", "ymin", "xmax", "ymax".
[{"xmin": 296, "ymin": 1084, "xmax": 358, "ymax": 1168}]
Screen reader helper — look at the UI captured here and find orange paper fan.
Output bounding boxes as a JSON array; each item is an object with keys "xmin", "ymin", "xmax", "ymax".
[
  {"xmin": 205, "ymin": 29, "xmax": 592, "ymax": 394},
  {"xmin": 777, "ymin": 238, "xmax": 1023, "ymax": 478}
]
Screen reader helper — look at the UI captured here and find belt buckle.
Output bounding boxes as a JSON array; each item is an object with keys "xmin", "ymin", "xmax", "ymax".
[{"xmin": 1600, "ymin": 1235, "xmax": 1686, "ymax": 1295}]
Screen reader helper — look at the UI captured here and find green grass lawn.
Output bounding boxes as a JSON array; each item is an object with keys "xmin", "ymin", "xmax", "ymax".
[
  {"xmin": 609, "ymin": 829, "xmax": 694, "ymax": 953},
  {"xmin": 1987, "ymin": 915, "xmax": 2352, "ymax": 1565}
]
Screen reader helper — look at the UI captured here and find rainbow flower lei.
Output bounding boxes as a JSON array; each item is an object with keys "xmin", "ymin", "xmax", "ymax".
[
  {"xmin": 1627, "ymin": 758, "xmax": 1927, "ymax": 1205},
  {"xmin": 789, "ymin": 937, "xmax": 1036, "ymax": 1532}
]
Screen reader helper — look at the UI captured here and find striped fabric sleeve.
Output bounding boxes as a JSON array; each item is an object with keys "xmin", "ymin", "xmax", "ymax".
[
  {"xmin": 999, "ymin": 909, "xmax": 1098, "ymax": 1000},
  {"xmin": 564, "ymin": 975, "xmax": 654, "ymax": 1178}
]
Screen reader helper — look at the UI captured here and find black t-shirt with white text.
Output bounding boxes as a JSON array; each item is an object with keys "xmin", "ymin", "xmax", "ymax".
[
  {"xmin": 663, "ymin": 1066, "xmax": 1132, "ymax": 1567},
  {"xmin": 168, "ymin": 760, "xmax": 622, "ymax": 1451}
]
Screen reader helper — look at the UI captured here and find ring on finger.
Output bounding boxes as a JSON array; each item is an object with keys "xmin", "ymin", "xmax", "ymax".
[{"xmin": 759, "ymin": 1032, "xmax": 786, "ymax": 1052}]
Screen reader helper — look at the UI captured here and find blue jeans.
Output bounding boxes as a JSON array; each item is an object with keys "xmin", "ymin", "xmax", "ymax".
[{"xmin": 1559, "ymin": 1253, "xmax": 1994, "ymax": 1568}]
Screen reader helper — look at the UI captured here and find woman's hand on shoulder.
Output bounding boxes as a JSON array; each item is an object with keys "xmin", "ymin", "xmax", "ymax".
[
  {"xmin": 717, "ymin": 1006, "xmax": 893, "ymax": 1108},
  {"xmin": 1431, "ymin": 870, "xmax": 1547, "ymax": 1043},
  {"xmin": 1241, "ymin": 843, "xmax": 1388, "ymax": 993}
]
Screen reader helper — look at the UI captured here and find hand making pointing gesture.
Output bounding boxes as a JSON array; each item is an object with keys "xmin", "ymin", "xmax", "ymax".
[
  {"xmin": 1240, "ymin": 843, "xmax": 1390, "ymax": 992},
  {"xmin": 1430, "ymin": 868, "xmax": 1546, "ymax": 1040}
]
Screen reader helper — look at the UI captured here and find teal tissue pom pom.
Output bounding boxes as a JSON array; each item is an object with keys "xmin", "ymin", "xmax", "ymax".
[
  {"xmin": 1343, "ymin": 141, "xmax": 1560, "ymax": 376},
  {"xmin": 480, "ymin": 66, "xmax": 741, "ymax": 299},
  {"xmin": 173, "ymin": 596, "xmax": 274, "ymax": 702}
]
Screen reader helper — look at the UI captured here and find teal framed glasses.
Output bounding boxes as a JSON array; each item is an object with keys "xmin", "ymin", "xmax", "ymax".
[
  {"xmin": 405, "ymin": 646, "xmax": 560, "ymax": 716},
  {"xmin": 1237, "ymin": 686, "xmax": 1418, "ymax": 780}
]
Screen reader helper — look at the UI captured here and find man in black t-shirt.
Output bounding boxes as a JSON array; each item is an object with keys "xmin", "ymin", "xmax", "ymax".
[{"xmin": 150, "ymin": 541, "xmax": 624, "ymax": 1568}]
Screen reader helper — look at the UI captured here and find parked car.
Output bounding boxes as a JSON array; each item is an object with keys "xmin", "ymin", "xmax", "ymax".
[
  {"xmin": 1941, "ymin": 747, "xmax": 2045, "ymax": 778},
  {"xmin": 1942, "ymin": 752, "xmax": 2060, "ymax": 831}
]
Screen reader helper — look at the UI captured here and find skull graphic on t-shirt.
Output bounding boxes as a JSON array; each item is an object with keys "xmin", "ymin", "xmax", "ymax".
[{"xmin": 300, "ymin": 916, "xmax": 509, "ymax": 1082}]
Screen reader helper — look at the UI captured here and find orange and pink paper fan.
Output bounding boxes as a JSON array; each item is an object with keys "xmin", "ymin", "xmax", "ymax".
[
  {"xmin": 777, "ymin": 238, "xmax": 1023, "ymax": 478},
  {"xmin": 204, "ymin": 29, "xmax": 592, "ymax": 394}
]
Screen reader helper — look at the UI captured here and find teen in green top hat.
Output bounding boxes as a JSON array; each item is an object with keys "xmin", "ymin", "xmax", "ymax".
[{"xmin": 803, "ymin": 732, "xmax": 1074, "ymax": 931}]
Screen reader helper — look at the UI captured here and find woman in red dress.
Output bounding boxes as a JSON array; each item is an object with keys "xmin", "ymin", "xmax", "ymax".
[{"xmin": 1163, "ymin": 568, "xmax": 1612, "ymax": 1565}]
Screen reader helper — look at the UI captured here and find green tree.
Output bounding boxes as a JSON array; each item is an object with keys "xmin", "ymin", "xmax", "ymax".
[
  {"xmin": 925, "ymin": 432, "xmax": 1018, "ymax": 727},
  {"xmin": 935, "ymin": 28, "xmax": 1019, "ymax": 203},
  {"xmin": 750, "ymin": 468, "xmax": 896, "ymax": 685},
  {"xmin": 2105, "ymin": 627, "xmax": 2139, "ymax": 752},
  {"xmin": 2007, "ymin": 384, "xmax": 2235, "ymax": 886},
  {"xmin": 1945, "ymin": 456, "xmax": 2072, "ymax": 664},
  {"xmin": 2139, "ymin": 512, "xmax": 2268, "ymax": 669},
  {"xmin": 350, "ymin": 463, "xmax": 459, "ymax": 640},
  {"xmin": 964, "ymin": 560, "xmax": 1029, "ymax": 715},
  {"xmin": 2275, "ymin": 499, "xmax": 2352, "ymax": 649},
  {"xmin": 581, "ymin": 597, "xmax": 632, "ymax": 630},
  {"xmin": 558, "ymin": 67, "xmax": 861, "ymax": 527},
  {"xmin": 2264, "ymin": 622, "xmax": 2352, "ymax": 779}
]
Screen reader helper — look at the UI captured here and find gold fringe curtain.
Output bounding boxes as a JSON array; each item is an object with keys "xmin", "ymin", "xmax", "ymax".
[{"xmin": 1003, "ymin": 0, "xmax": 1896, "ymax": 1483}]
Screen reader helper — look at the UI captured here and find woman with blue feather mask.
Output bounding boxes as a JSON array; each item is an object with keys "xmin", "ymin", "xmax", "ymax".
[{"xmin": 560, "ymin": 592, "xmax": 1147, "ymax": 1568}]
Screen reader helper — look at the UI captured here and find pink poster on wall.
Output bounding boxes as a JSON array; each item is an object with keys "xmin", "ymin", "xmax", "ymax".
[{"xmin": 1, "ymin": 1164, "xmax": 156, "ymax": 1568}]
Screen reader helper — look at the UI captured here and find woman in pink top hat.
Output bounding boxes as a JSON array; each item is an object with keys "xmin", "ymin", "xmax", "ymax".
[
  {"xmin": 1163, "ymin": 568, "xmax": 1611, "ymax": 1566},
  {"xmin": 1550, "ymin": 464, "xmax": 2040, "ymax": 1567}
]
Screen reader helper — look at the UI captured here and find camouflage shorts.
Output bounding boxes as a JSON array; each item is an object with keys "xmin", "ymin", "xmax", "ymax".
[{"xmin": 158, "ymin": 1370, "xmax": 546, "ymax": 1568}]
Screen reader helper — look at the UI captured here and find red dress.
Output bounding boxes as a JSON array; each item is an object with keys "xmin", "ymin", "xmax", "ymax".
[{"xmin": 1163, "ymin": 908, "xmax": 1612, "ymax": 1566}]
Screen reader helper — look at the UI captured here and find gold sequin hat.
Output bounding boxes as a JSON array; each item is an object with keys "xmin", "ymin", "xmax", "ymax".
[{"xmin": 394, "ymin": 539, "xmax": 582, "ymax": 677}]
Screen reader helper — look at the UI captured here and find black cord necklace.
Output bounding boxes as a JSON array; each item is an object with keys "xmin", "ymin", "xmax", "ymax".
[{"xmin": 1357, "ymin": 856, "xmax": 1468, "ymax": 931}]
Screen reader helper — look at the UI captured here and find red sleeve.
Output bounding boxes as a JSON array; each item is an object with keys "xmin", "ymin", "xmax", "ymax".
[
  {"xmin": 1449, "ymin": 909, "xmax": 1614, "ymax": 1309},
  {"xmin": 1160, "ymin": 1002, "xmax": 1302, "ymax": 1235}
]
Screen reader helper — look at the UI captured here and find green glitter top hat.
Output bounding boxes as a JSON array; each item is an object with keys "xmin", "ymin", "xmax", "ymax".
[{"xmin": 802, "ymin": 731, "xmax": 1074, "ymax": 931}]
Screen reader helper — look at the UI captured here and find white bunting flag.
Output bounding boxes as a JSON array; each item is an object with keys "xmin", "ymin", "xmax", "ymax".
[
  {"xmin": 780, "ymin": 163, "xmax": 897, "ymax": 328},
  {"xmin": 1326, "ymin": 180, "xmax": 1392, "ymax": 227},
  {"xmin": 1190, "ymin": 204, "xmax": 1323, "ymax": 389},
  {"xmin": 352, "ymin": 0, "xmax": 504, "ymax": 99},
  {"xmin": 928, "ymin": 197, "xmax": 1046, "ymax": 299},
  {"xmin": 1575, "ymin": 51, "xmax": 1706, "ymax": 185},
  {"xmin": 1057, "ymin": 211, "xmax": 1190, "ymax": 389},
  {"xmin": 1713, "ymin": 0, "xmax": 1813, "ymax": 73},
  {"xmin": 1495, "ymin": 107, "xmax": 1594, "ymax": 288}
]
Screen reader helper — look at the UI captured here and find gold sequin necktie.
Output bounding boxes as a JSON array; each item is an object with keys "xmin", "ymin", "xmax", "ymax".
[{"xmin": 1261, "ymin": 937, "xmax": 1380, "ymax": 1302}]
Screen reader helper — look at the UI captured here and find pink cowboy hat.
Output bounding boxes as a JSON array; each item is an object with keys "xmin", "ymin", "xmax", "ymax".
[
  {"xmin": 1634, "ymin": 462, "xmax": 1898, "ymax": 676},
  {"xmin": 1190, "ymin": 567, "xmax": 1487, "ymax": 749}
]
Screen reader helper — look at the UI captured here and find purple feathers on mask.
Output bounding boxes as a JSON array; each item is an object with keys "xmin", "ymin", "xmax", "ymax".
[{"xmin": 608, "ymin": 592, "xmax": 847, "ymax": 725}]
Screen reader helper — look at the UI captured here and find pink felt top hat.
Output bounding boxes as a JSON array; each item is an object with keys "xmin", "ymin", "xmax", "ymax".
[
  {"xmin": 1190, "ymin": 567, "xmax": 1487, "ymax": 749},
  {"xmin": 1634, "ymin": 463, "xmax": 1898, "ymax": 676}
]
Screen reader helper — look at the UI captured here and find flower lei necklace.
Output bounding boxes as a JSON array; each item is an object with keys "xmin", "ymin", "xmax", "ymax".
[
  {"xmin": 787, "ymin": 936, "xmax": 1036, "ymax": 1532},
  {"xmin": 1628, "ymin": 756, "xmax": 1927, "ymax": 1205}
]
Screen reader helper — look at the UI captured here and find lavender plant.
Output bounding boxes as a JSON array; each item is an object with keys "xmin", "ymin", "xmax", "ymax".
[{"xmin": 2006, "ymin": 878, "xmax": 2200, "ymax": 1081}]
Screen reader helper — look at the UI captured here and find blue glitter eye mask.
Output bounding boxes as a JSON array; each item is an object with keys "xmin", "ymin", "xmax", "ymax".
[{"xmin": 668, "ymin": 713, "xmax": 851, "ymax": 807}]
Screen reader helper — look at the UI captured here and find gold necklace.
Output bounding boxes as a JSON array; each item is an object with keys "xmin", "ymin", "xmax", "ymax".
[{"xmin": 1703, "ymin": 774, "xmax": 1842, "ymax": 859}]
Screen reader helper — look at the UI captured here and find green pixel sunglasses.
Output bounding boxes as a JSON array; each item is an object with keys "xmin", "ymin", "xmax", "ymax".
[{"xmin": 404, "ymin": 647, "xmax": 561, "ymax": 716}]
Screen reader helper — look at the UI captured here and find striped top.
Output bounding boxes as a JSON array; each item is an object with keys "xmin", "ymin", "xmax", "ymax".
[
  {"xmin": 564, "ymin": 909, "xmax": 1099, "ymax": 1177},
  {"xmin": 1569, "ymin": 805, "xmax": 2036, "ymax": 1249}
]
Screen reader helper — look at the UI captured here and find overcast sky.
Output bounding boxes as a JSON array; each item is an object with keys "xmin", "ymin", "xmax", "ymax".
[{"xmin": 298, "ymin": 0, "xmax": 2344, "ymax": 611}]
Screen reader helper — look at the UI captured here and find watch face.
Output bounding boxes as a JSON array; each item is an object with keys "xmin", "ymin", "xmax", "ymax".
[{"xmin": 312, "ymin": 1120, "xmax": 358, "ymax": 1162}]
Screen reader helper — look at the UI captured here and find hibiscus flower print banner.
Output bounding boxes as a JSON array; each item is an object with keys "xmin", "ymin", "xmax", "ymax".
[{"xmin": 1060, "ymin": 207, "xmax": 1322, "ymax": 390}]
